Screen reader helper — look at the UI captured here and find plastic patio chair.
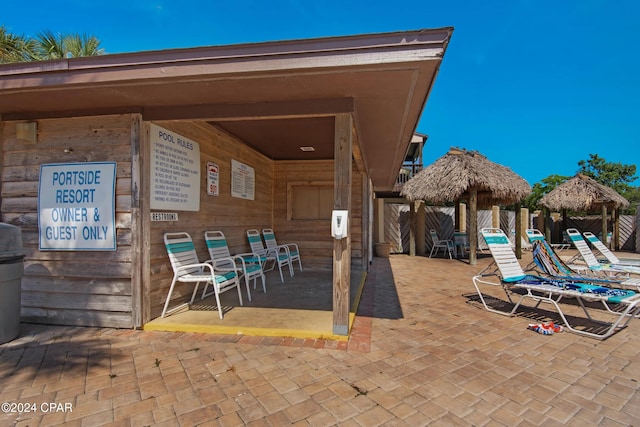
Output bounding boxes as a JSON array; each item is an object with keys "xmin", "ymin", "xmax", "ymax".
[
  {"xmin": 565, "ymin": 229, "xmax": 640, "ymax": 277},
  {"xmin": 262, "ymin": 228, "xmax": 302, "ymax": 273},
  {"xmin": 246, "ymin": 229, "xmax": 293, "ymax": 282},
  {"xmin": 429, "ymin": 230, "xmax": 456, "ymax": 259},
  {"xmin": 204, "ymin": 231, "xmax": 266, "ymax": 301},
  {"xmin": 162, "ymin": 232, "xmax": 242, "ymax": 319},
  {"xmin": 453, "ymin": 231, "xmax": 470, "ymax": 258}
]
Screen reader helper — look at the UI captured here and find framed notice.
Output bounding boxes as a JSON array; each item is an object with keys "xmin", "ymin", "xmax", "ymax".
[
  {"xmin": 231, "ymin": 159, "xmax": 255, "ymax": 200},
  {"xmin": 207, "ymin": 162, "xmax": 219, "ymax": 196},
  {"xmin": 38, "ymin": 162, "xmax": 117, "ymax": 251},
  {"xmin": 150, "ymin": 124, "xmax": 200, "ymax": 211}
]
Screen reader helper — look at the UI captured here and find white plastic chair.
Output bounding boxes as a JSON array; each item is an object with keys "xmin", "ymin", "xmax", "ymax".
[
  {"xmin": 246, "ymin": 229, "xmax": 293, "ymax": 282},
  {"xmin": 429, "ymin": 229, "xmax": 456, "ymax": 259},
  {"xmin": 162, "ymin": 232, "xmax": 242, "ymax": 319},
  {"xmin": 204, "ymin": 231, "xmax": 266, "ymax": 302},
  {"xmin": 566, "ymin": 229, "xmax": 640, "ymax": 276},
  {"xmin": 262, "ymin": 228, "xmax": 302, "ymax": 273}
]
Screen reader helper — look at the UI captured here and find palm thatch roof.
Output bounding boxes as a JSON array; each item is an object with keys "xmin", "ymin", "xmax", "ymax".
[
  {"xmin": 400, "ymin": 147, "xmax": 531, "ymax": 206},
  {"xmin": 540, "ymin": 173, "xmax": 629, "ymax": 212}
]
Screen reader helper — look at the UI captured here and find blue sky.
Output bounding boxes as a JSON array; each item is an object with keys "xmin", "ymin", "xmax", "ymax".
[{"xmin": 4, "ymin": 0, "xmax": 639, "ymax": 185}]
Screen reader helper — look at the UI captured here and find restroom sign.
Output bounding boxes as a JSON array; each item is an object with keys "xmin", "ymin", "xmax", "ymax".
[{"xmin": 38, "ymin": 162, "xmax": 117, "ymax": 251}]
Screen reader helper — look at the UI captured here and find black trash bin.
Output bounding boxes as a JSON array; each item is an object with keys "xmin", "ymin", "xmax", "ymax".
[{"xmin": 0, "ymin": 223, "xmax": 25, "ymax": 344}]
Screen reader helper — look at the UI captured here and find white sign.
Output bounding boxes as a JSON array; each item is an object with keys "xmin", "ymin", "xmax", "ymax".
[
  {"xmin": 207, "ymin": 162, "xmax": 219, "ymax": 196},
  {"xmin": 150, "ymin": 124, "xmax": 200, "ymax": 211},
  {"xmin": 231, "ymin": 159, "xmax": 255, "ymax": 200},
  {"xmin": 38, "ymin": 162, "xmax": 117, "ymax": 251}
]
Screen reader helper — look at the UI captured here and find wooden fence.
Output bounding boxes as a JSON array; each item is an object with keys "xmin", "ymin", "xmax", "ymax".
[
  {"xmin": 384, "ymin": 203, "xmax": 638, "ymax": 254},
  {"xmin": 384, "ymin": 204, "xmax": 515, "ymax": 254}
]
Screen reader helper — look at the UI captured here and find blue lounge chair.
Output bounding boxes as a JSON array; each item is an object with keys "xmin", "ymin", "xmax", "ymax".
[{"xmin": 473, "ymin": 228, "xmax": 640, "ymax": 340}]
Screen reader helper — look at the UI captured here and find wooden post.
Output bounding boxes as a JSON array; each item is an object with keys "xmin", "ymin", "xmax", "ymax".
[
  {"xmin": 602, "ymin": 204, "xmax": 608, "ymax": 249},
  {"xmin": 459, "ymin": 202, "xmax": 467, "ymax": 232},
  {"xmin": 515, "ymin": 202, "xmax": 522, "ymax": 259},
  {"xmin": 612, "ymin": 208, "xmax": 616, "ymax": 251},
  {"xmin": 409, "ymin": 201, "xmax": 417, "ymax": 256},
  {"xmin": 491, "ymin": 205, "xmax": 500, "ymax": 229},
  {"xmin": 130, "ymin": 115, "xmax": 149, "ymax": 327},
  {"xmin": 375, "ymin": 197, "xmax": 384, "ymax": 244},
  {"xmin": 469, "ymin": 189, "xmax": 478, "ymax": 265},
  {"xmin": 333, "ymin": 113, "xmax": 352, "ymax": 336},
  {"xmin": 362, "ymin": 175, "xmax": 372, "ymax": 267},
  {"xmin": 520, "ymin": 207, "xmax": 529, "ymax": 243},
  {"xmin": 544, "ymin": 207, "xmax": 552, "ymax": 242},
  {"xmin": 416, "ymin": 201, "xmax": 425, "ymax": 256}
]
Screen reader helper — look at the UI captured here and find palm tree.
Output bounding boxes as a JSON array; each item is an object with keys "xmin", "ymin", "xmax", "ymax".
[
  {"xmin": 35, "ymin": 30, "xmax": 104, "ymax": 60},
  {"xmin": 0, "ymin": 25, "xmax": 38, "ymax": 63},
  {"xmin": 0, "ymin": 26, "xmax": 104, "ymax": 63}
]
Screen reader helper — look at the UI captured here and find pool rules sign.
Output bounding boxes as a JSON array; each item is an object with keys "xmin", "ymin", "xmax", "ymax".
[{"xmin": 38, "ymin": 162, "xmax": 117, "ymax": 251}]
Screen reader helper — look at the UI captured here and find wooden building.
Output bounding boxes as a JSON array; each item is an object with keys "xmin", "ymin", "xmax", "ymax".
[{"xmin": 0, "ymin": 28, "xmax": 453, "ymax": 334}]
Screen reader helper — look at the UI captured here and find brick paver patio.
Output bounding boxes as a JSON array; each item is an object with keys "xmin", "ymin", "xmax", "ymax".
[{"xmin": 2, "ymin": 253, "xmax": 640, "ymax": 426}]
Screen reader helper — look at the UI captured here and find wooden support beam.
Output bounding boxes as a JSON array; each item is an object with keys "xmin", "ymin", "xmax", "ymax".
[
  {"xmin": 614, "ymin": 208, "xmax": 620, "ymax": 250},
  {"xmin": 409, "ymin": 201, "xmax": 416, "ymax": 257},
  {"xmin": 459, "ymin": 202, "xmax": 467, "ymax": 232},
  {"xmin": 362, "ymin": 175, "xmax": 372, "ymax": 267},
  {"xmin": 376, "ymin": 198, "xmax": 385, "ymax": 244},
  {"xmin": 416, "ymin": 201, "xmax": 425, "ymax": 256},
  {"xmin": 515, "ymin": 202, "xmax": 522, "ymax": 259},
  {"xmin": 492, "ymin": 205, "xmax": 500, "ymax": 229},
  {"xmin": 469, "ymin": 189, "xmax": 478, "ymax": 266},
  {"xmin": 602, "ymin": 204, "xmax": 608, "ymax": 249},
  {"xmin": 132, "ymin": 117, "xmax": 151, "ymax": 326},
  {"xmin": 333, "ymin": 113, "xmax": 352, "ymax": 336}
]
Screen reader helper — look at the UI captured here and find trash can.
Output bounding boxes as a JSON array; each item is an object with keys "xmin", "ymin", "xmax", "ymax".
[{"xmin": 0, "ymin": 223, "xmax": 25, "ymax": 344}]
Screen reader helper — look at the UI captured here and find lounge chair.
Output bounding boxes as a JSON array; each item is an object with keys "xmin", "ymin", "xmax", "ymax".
[
  {"xmin": 565, "ymin": 229, "xmax": 640, "ymax": 277},
  {"xmin": 429, "ymin": 229, "xmax": 456, "ymax": 259},
  {"xmin": 472, "ymin": 228, "xmax": 640, "ymax": 340},
  {"xmin": 531, "ymin": 239, "xmax": 640, "ymax": 291},
  {"xmin": 262, "ymin": 228, "xmax": 303, "ymax": 273},
  {"xmin": 525, "ymin": 228, "xmax": 570, "ymax": 251},
  {"xmin": 246, "ymin": 229, "xmax": 293, "ymax": 282},
  {"xmin": 204, "ymin": 231, "xmax": 266, "ymax": 301},
  {"xmin": 582, "ymin": 231, "xmax": 640, "ymax": 267},
  {"xmin": 162, "ymin": 232, "xmax": 243, "ymax": 319}
]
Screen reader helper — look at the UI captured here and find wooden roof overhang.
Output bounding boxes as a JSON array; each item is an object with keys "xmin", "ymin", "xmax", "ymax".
[{"xmin": 0, "ymin": 28, "xmax": 453, "ymax": 192}]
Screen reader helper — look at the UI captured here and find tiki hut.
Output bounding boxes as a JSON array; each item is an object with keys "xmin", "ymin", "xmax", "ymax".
[
  {"xmin": 540, "ymin": 173, "xmax": 629, "ymax": 250},
  {"xmin": 401, "ymin": 147, "xmax": 531, "ymax": 264}
]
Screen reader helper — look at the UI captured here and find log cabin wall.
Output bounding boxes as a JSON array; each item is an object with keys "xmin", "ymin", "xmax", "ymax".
[
  {"xmin": 1, "ymin": 115, "xmax": 366, "ymax": 327},
  {"xmin": 272, "ymin": 160, "xmax": 364, "ymax": 270},
  {"xmin": 1, "ymin": 114, "xmax": 135, "ymax": 328},
  {"xmin": 147, "ymin": 121, "xmax": 274, "ymax": 321}
]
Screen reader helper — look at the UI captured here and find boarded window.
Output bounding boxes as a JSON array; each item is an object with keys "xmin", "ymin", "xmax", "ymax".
[{"xmin": 288, "ymin": 182, "xmax": 333, "ymax": 220}]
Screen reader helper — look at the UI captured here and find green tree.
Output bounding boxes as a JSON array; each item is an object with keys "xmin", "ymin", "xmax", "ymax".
[
  {"xmin": 34, "ymin": 30, "xmax": 104, "ymax": 60},
  {"xmin": 0, "ymin": 26, "xmax": 103, "ymax": 63},
  {"xmin": 578, "ymin": 153, "xmax": 638, "ymax": 214},
  {"xmin": 523, "ymin": 174, "xmax": 569, "ymax": 211},
  {"xmin": 527, "ymin": 154, "xmax": 638, "ymax": 214},
  {"xmin": 578, "ymin": 153, "xmax": 637, "ymax": 194},
  {"xmin": 0, "ymin": 25, "xmax": 37, "ymax": 63}
]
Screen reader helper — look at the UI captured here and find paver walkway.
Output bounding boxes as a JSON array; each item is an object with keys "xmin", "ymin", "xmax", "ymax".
[{"xmin": 2, "ymin": 253, "xmax": 640, "ymax": 426}]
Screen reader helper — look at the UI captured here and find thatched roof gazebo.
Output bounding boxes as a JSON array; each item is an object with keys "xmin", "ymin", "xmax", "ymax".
[
  {"xmin": 540, "ymin": 173, "xmax": 629, "ymax": 250},
  {"xmin": 401, "ymin": 147, "xmax": 531, "ymax": 264}
]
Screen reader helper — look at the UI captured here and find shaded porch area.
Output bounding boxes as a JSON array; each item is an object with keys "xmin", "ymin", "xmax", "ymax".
[{"xmin": 144, "ymin": 268, "xmax": 368, "ymax": 341}]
